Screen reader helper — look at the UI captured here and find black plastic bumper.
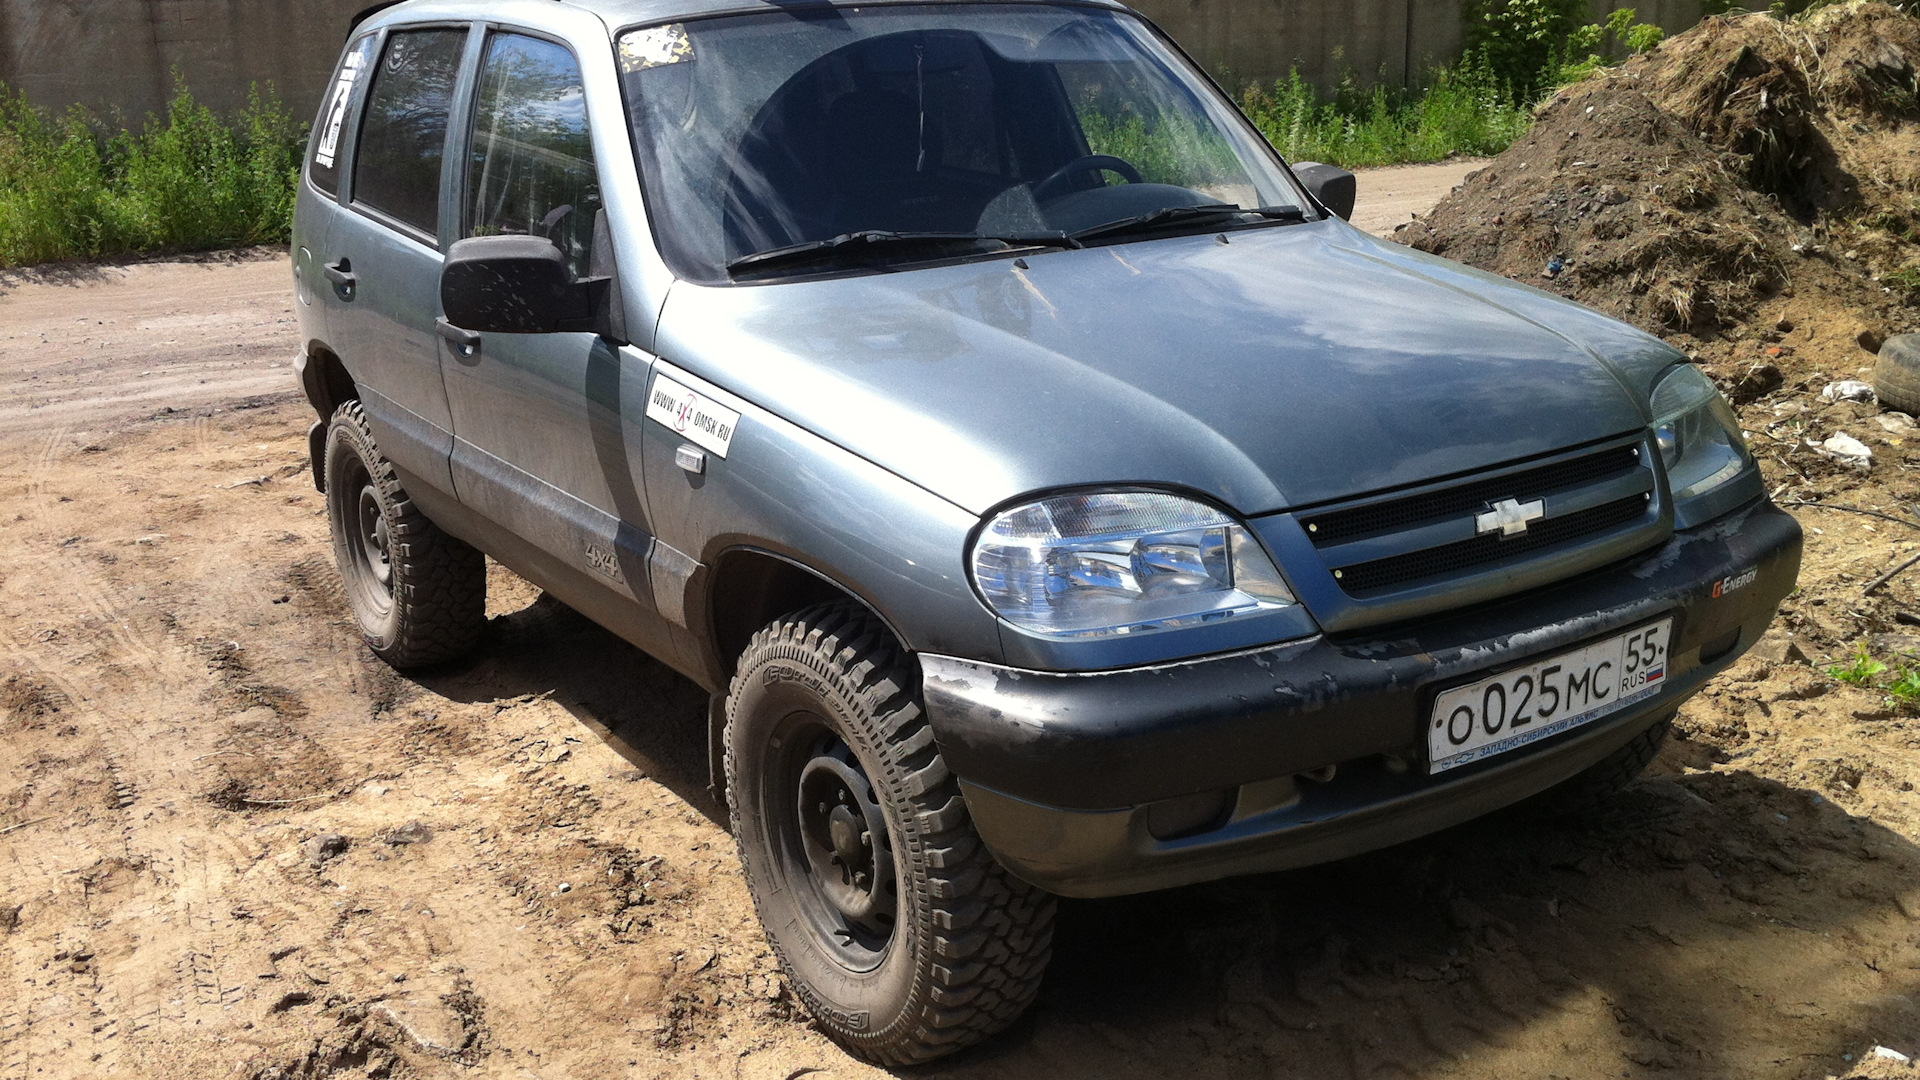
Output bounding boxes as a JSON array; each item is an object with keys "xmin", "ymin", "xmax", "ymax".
[{"xmin": 920, "ymin": 499, "xmax": 1801, "ymax": 898}]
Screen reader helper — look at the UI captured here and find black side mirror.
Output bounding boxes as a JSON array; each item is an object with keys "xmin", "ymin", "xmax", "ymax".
[
  {"xmin": 1291, "ymin": 161, "xmax": 1357, "ymax": 222},
  {"xmin": 439, "ymin": 233, "xmax": 614, "ymax": 337}
]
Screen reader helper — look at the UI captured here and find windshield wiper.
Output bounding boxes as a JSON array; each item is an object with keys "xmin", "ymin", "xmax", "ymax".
[
  {"xmin": 1069, "ymin": 203, "xmax": 1307, "ymax": 243},
  {"xmin": 727, "ymin": 230, "xmax": 1079, "ymax": 277}
]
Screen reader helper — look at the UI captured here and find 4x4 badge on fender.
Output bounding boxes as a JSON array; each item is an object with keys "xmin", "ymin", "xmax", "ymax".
[{"xmin": 1476, "ymin": 497, "xmax": 1546, "ymax": 538}]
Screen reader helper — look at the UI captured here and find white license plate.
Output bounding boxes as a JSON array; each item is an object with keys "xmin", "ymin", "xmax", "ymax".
[{"xmin": 1428, "ymin": 618, "xmax": 1671, "ymax": 774}]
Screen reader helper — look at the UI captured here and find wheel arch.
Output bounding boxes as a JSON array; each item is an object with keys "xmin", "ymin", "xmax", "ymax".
[
  {"xmin": 299, "ymin": 341, "xmax": 359, "ymax": 492},
  {"xmin": 700, "ymin": 546, "xmax": 916, "ymax": 805}
]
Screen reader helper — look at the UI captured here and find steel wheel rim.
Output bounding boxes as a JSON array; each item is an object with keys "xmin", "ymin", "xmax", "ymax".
[
  {"xmin": 333, "ymin": 452, "xmax": 393, "ymax": 617},
  {"xmin": 355, "ymin": 485, "xmax": 393, "ymax": 588},
  {"xmin": 779, "ymin": 713, "xmax": 897, "ymax": 970}
]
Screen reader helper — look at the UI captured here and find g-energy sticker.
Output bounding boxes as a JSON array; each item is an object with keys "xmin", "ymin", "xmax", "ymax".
[
  {"xmin": 619, "ymin": 24, "xmax": 694, "ymax": 72},
  {"xmin": 1712, "ymin": 567, "xmax": 1757, "ymax": 598},
  {"xmin": 646, "ymin": 375, "xmax": 739, "ymax": 458},
  {"xmin": 314, "ymin": 40, "xmax": 371, "ymax": 169}
]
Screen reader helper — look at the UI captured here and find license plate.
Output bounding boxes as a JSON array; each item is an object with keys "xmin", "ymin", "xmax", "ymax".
[{"xmin": 1428, "ymin": 618, "xmax": 1671, "ymax": 774}]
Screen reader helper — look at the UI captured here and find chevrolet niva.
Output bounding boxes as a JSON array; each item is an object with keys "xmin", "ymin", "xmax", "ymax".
[{"xmin": 293, "ymin": 0, "xmax": 1802, "ymax": 1062}]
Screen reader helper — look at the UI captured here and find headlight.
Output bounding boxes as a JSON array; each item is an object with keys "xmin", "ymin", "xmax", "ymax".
[
  {"xmin": 1651, "ymin": 364, "xmax": 1749, "ymax": 502},
  {"xmin": 970, "ymin": 491, "xmax": 1296, "ymax": 638}
]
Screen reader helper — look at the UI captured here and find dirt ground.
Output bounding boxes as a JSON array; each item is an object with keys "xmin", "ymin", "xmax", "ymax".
[{"xmin": 4, "ymin": 159, "xmax": 1920, "ymax": 1078}]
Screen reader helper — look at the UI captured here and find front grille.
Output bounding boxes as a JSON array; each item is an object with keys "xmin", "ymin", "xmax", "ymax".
[
  {"xmin": 1334, "ymin": 495, "xmax": 1648, "ymax": 595},
  {"xmin": 1302, "ymin": 444, "xmax": 1642, "ymax": 546}
]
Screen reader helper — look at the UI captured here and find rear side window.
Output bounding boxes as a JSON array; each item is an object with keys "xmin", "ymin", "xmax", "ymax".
[
  {"xmin": 310, "ymin": 35, "xmax": 377, "ymax": 196},
  {"xmin": 353, "ymin": 28, "xmax": 468, "ymax": 237},
  {"xmin": 465, "ymin": 33, "xmax": 599, "ymax": 278}
]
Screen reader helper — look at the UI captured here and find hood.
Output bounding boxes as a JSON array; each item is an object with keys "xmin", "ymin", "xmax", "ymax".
[{"xmin": 654, "ymin": 219, "xmax": 1681, "ymax": 517}]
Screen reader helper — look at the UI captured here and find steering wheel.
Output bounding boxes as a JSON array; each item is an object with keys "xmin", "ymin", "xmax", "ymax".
[{"xmin": 1031, "ymin": 154, "xmax": 1146, "ymax": 204}]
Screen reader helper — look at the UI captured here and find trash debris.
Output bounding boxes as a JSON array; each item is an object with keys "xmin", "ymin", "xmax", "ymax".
[
  {"xmin": 1878, "ymin": 412, "xmax": 1918, "ymax": 434},
  {"xmin": 1813, "ymin": 433, "xmax": 1874, "ymax": 469},
  {"xmin": 1872, "ymin": 1045, "xmax": 1912, "ymax": 1064},
  {"xmin": 1542, "ymin": 256, "xmax": 1566, "ymax": 279},
  {"xmin": 1822, "ymin": 379, "xmax": 1877, "ymax": 403}
]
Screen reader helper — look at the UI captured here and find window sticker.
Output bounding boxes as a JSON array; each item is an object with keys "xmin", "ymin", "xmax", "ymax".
[
  {"xmin": 645, "ymin": 374, "xmax": 738, "ymax": 458},
  {"xmin": 314, "ymin": 41, "xmax": 371, "ymax": 169},
  {"xmin": 619, "ymin": 24, "xmax": 694, "ymax": 72}
]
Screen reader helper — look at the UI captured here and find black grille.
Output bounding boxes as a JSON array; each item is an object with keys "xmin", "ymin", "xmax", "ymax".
[
  {"xmin": 1302, "ymin": 443, "xmax": 1643, "ymax": 546},
  {"xmin": 1333, "ymin": 495, "xmax": 1649, "ymax": 595}
]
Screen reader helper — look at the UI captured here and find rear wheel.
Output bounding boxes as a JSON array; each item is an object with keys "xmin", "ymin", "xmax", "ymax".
[
  {"xmin": 323, "ymin": 401, "xmax": 485, "ymax": 668},
  {"xmin": 725, "ymin": 602, "xmax": 1054, "ymax": 1064}
]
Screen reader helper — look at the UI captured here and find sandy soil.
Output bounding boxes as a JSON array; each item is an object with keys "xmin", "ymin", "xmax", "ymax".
[
  {"xmin": 2, "ymin": 176, "xmax": 1919, "ymax": 1077},
  {"xmin": 1349, "ymin": 160, "xmax": 1489, "ymax": 238}
]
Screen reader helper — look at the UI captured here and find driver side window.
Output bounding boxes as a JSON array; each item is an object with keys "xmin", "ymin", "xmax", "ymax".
[{"xmin": 465, "ymin": 32, "xmax": 599, "ymax": 278}]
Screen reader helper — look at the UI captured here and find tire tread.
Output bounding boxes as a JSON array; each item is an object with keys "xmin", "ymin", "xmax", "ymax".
[{"xmin": 724, "ymin": 601, "xmax": 1055, "ymax": 1065}]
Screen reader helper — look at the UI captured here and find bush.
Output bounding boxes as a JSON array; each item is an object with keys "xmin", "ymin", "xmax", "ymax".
[{"xmin": 0, "ymin": 77, "xmax": 305, "ymax": 269}]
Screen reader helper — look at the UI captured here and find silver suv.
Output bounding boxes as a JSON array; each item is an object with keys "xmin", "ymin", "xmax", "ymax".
[{"xmin": 293, "ymin": 0, "xmax": 1800, "ymax": 1062}]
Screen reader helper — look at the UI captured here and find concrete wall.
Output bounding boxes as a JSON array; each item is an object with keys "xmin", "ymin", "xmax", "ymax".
[
  {"xmin": 1136, "ymin": 0, "xmax": 1764, "ymax": 90},
  {"xmin": 0, "ymin": 0, "xmax": 362, "ymax": 126},
  {"xmin": 0, "ymin": 0, "xmax": 1768, "ymax": 125}
]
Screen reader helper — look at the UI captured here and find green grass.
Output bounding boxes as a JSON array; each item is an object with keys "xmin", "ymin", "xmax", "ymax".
[
  {"xmin": 0, "ymin": 77, "xmax": 304, "ymax": 269},
  {"xmin": 1238, "ymin": 55, "xmax": 1533, "ymax": 169}
]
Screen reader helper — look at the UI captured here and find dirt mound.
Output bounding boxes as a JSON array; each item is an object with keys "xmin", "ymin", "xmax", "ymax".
[
  {"xmin": 1403, "ymin": 1, "xmax": 1919, "ymax": 347},
  {"xmin": 1405, "ymin": 87, "xmax": 1793, "ymax": 335},
  {"xmin": 1404, "ymin": 3, "xmax": 1920, "ymax": 858}
]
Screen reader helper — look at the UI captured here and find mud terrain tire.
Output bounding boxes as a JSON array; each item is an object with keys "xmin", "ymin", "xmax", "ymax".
[
  {"xmin": 323, "ymin": 400, "xmax": 485, "ymax": 668},
  {"xmin": 1874, "ymin": 334, "xmax": 1920, "ymax": 415},
  {"xmin": 725, "ymin": 602, "xmax": 1054, "ymax": 1065}
]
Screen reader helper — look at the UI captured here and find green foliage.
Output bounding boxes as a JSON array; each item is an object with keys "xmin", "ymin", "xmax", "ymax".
[
  {"xmin": 1884, "ymin": 263, "xmax": 1920, "ymax": 299},
  {"xmin": 0, "ymin": 76, "xmax": 304, "ymax": 269},
  {"xmin": 1889, "ymin": 664, "xmax": 1920, "ymax": 707},
  {"xmin": 1465, "ymin": 0, "xmax": 1591, "ymax": 100},
  {"xmin": 1468, "ymin": 2, "xmax": 1669, "ymax": 100},
  {"xmin": 1079, "ymin": 110, "xmax": 1242, "ymax": 187},
  {"xmin": 1239, "ymin": 53, "xmax": 1532, "ymax": 169},
  {"xmin": 1830, "ymin": 643, "xmax": 1890, "ymax": 686}
]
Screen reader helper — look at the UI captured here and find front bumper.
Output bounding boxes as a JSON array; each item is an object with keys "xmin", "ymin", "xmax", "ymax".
[{"xmin": 920, "ymin": 499, "xmax": 1801, "ymax": 898}]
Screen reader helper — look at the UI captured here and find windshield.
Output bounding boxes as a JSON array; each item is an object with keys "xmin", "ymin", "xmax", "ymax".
[{"xmin": 617, "ymin": 4, "xmax": 1309, "ymax": 283}]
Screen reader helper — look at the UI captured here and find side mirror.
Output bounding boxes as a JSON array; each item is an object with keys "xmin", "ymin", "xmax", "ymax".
[
  {"xmin": 439, "ymin": 234, "xmax": 612, "ymax": 336},
  {"xmin": 1291, "ymin": 161, "xmax": 1356, "ymax": 222}
]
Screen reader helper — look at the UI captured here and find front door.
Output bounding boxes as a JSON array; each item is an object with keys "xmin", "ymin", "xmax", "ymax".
[{"xmin": 440, "ymin": 29, "xmax": 667, "ymax": 644}]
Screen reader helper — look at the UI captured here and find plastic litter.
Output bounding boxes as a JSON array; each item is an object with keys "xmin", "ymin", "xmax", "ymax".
[
  {"xmin": 1873, "ymin": 1045, "xmax": 1913, "ymax": 1064},
  {"xmin": 1814, "ymin": 433, "xmax": 1874, "ymax": 469},
  {"xmin": 1822, "ymin": 379, "xmax": 1877, "ymax": 403}
]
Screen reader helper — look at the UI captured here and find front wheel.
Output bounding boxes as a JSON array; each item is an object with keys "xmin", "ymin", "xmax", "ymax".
[{"xmin": 725, "ymin": 602, "xmax": 1054, "ymax": 1064}]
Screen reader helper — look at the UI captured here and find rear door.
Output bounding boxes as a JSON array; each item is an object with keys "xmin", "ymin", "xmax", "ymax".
[
  {"xmin": 326, "ymin": 24, "xmax": 474, "ymax": 496},
  {"xmin": 295, "ymin": 33, "xmax": 376, "ymax": 348},
  {"xmin": 440, "ymin": 28, "xmax": 669, "ymax": 647}
]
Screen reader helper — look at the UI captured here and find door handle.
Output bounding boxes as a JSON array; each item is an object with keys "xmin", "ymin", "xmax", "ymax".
[
  {"xmin": 435, "ymin": 317, "xmax": 482, "ymax": 357},
  {"xmin": 322, "ymin": 258, "xmax": 356, "ymax": 298}
]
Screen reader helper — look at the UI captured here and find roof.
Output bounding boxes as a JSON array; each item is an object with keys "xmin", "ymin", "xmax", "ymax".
[{"xmin": 360, "ymin": 0, "xmax": 1133, "ymax": 37}]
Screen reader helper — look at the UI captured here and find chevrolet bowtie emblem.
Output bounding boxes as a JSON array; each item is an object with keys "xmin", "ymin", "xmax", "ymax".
[{"xmin": 1476, "ymin": 497, "xmax": 1546, "ymax": 538}]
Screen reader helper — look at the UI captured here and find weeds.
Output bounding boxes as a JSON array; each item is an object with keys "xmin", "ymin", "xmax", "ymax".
[
  {"xmin": 1830, "ymin": 643, "xmax": 1889, "ymax": 686},
  {"xmin": 1828, "ymin": 643, "xmax": 1920, "ymax": 712},
  {"xmin": 1240, "ymin": 54, "xmax": 1532, "ymax": 169},
  {"xmin": 0, "ymin": 77, "xmax": 304, "ymax": 269}
]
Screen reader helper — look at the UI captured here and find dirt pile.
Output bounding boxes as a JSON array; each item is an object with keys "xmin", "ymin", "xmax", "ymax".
[
  {"xmin": 1403, "ymin": 2, "xmax": 1920, "ymax": 670},
  {"xmin": 1405, "ymin": 3, "xmax": 1920, "ymax": 347}
]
